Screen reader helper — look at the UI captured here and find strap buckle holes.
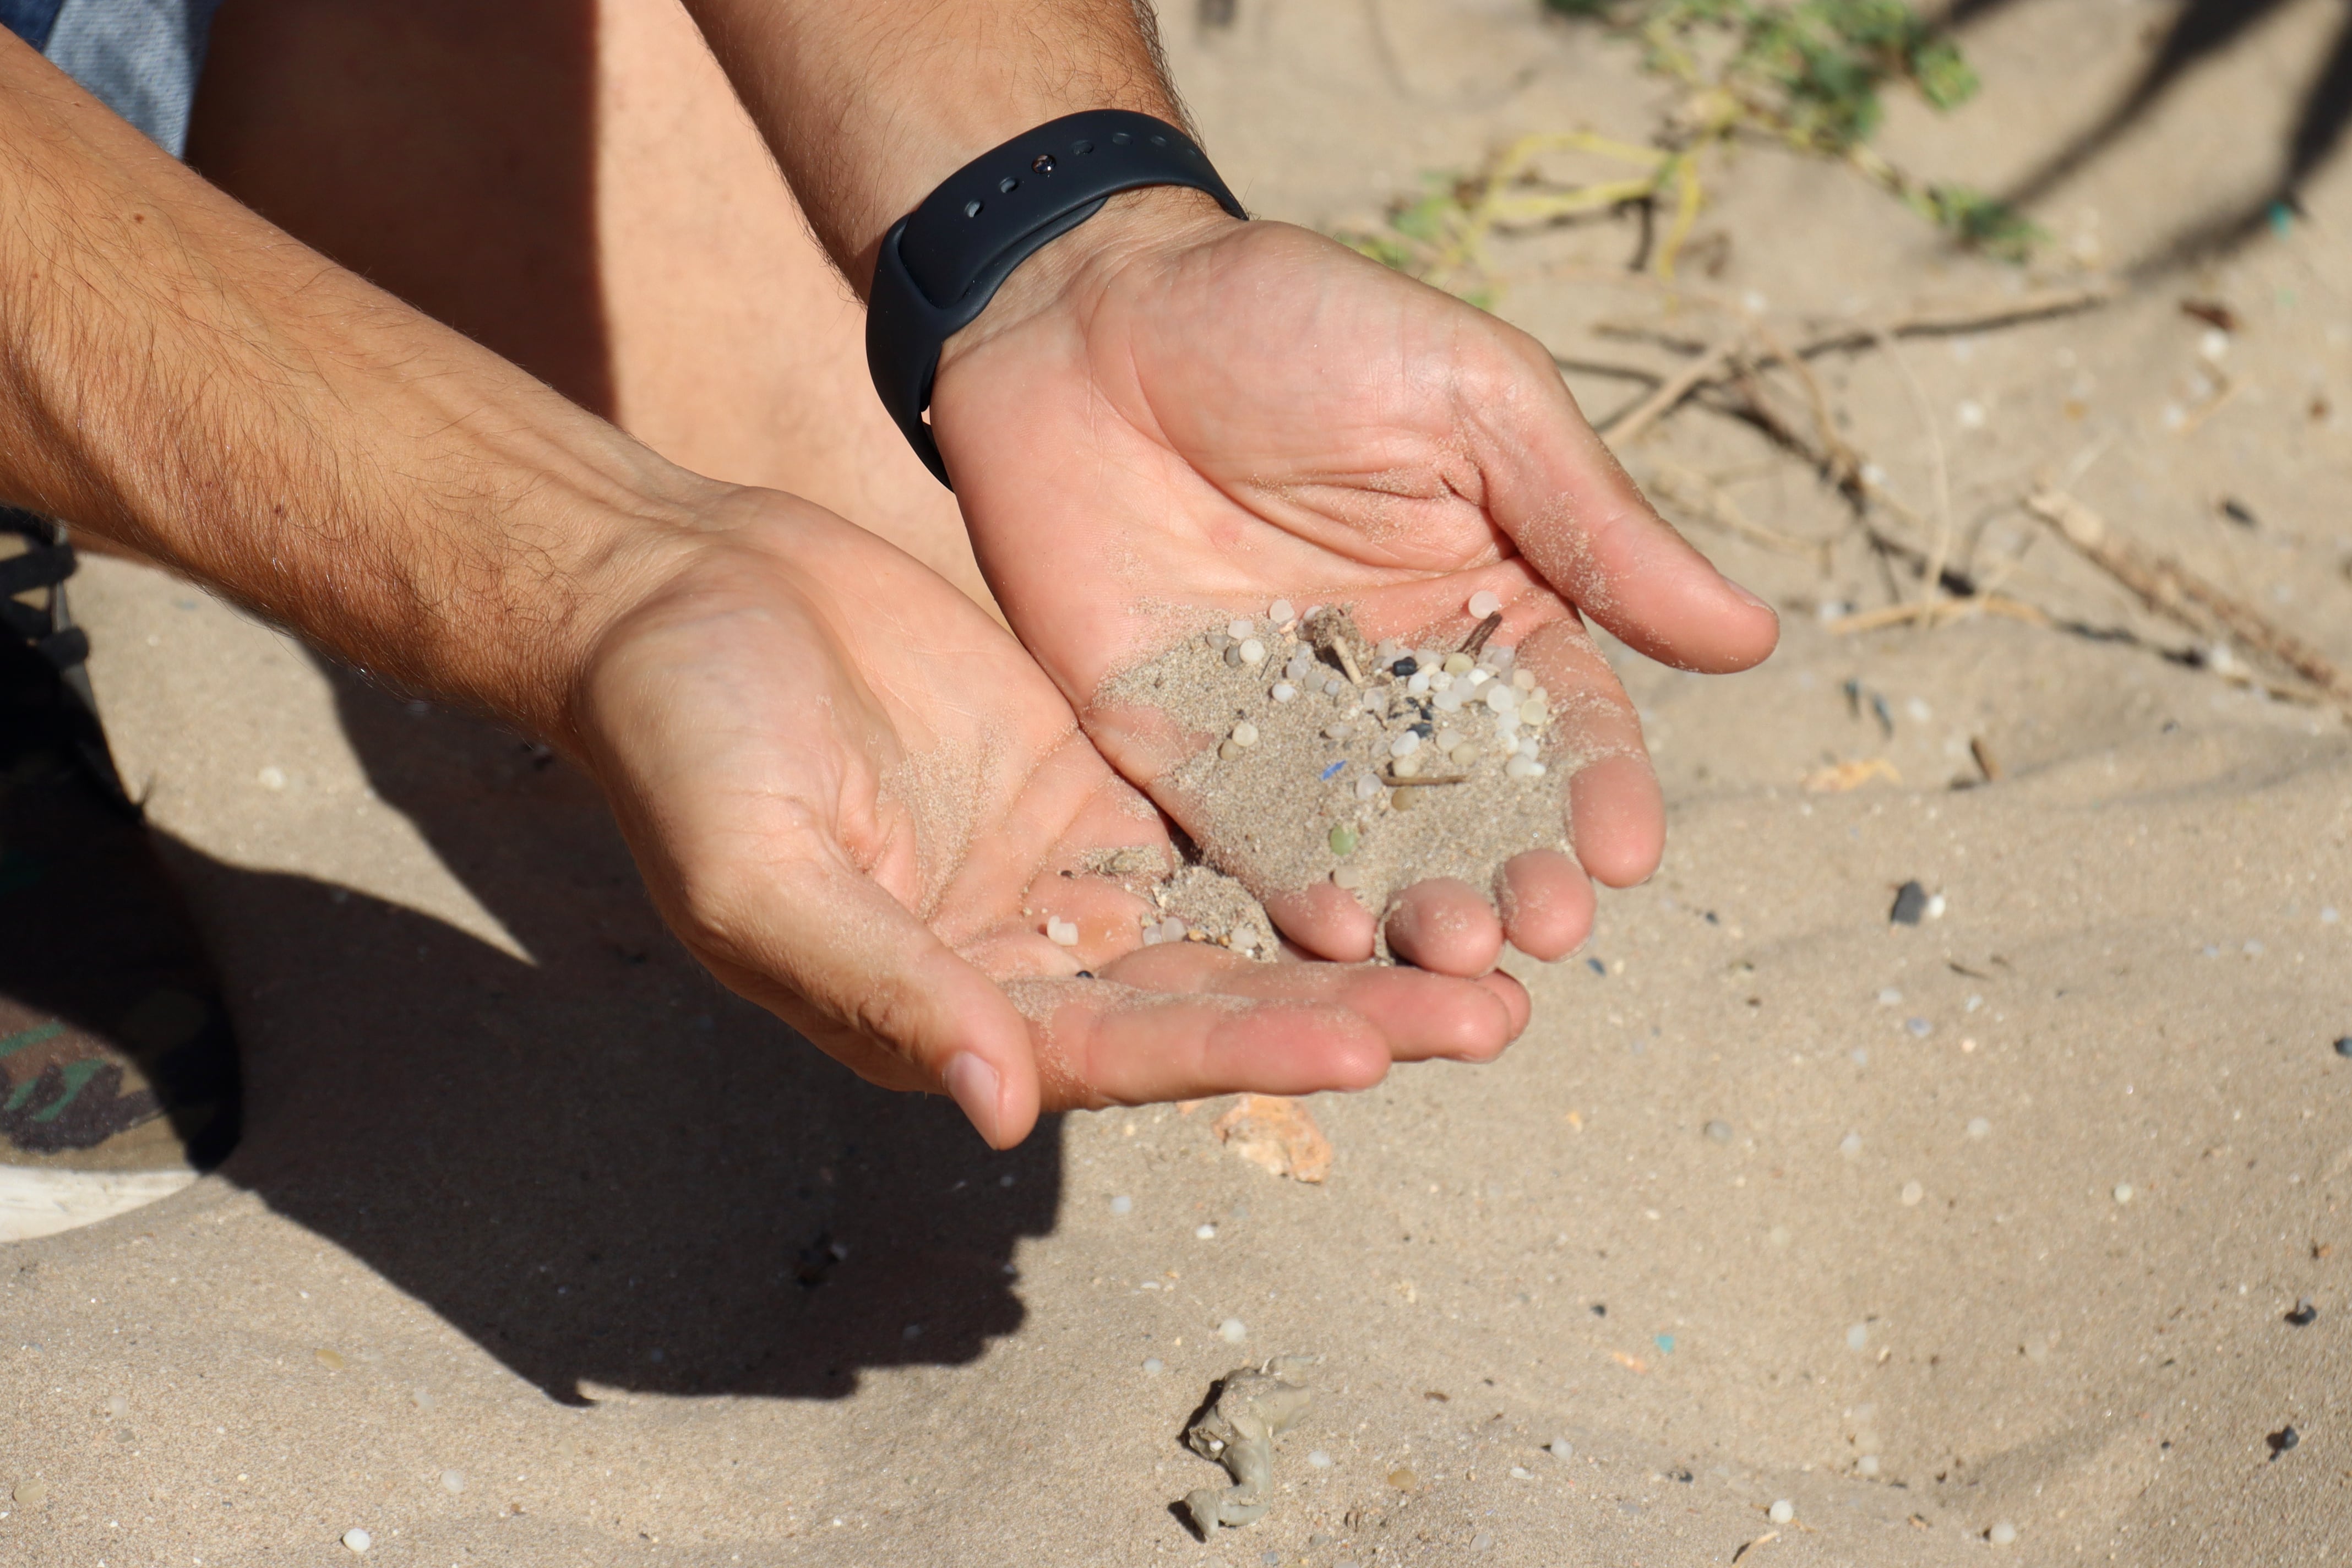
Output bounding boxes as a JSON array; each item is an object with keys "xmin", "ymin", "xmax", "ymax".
[
  {"xmin": 998, "ymin": 176, "xmax": 1020, "ymax": 194},
  {"xmin": 962, "ymin": 199, "xmax": 983, "ymax": 219}
]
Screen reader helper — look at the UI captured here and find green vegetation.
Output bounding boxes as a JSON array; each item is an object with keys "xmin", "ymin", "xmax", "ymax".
[{"xmin": 1347, "ymin": 0, "xmax": 2038, "ymax": 295}]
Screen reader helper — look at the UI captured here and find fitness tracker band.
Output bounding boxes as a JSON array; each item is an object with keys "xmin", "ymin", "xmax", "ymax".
[{"xmin": 864, "ymin": 109, "xmax": 1248, "ymax": 487}]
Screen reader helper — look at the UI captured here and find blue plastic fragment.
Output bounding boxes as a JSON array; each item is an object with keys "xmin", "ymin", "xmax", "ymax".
[
  {"xmin": 1655, "ymin": 1334, "xmax": 1676, "ymax": 1354},
  {"xmin": 1586, "ymin": 957, "xmax": 1605, "ymax": 976},
  {"xmin": 1320, "ymin": 760, "xmax": 1346, "ymax": 781}
]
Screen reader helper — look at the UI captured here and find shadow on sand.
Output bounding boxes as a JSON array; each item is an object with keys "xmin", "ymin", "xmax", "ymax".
[{"xmin": 156, "ymin": 658, "xmax": 1062, "ymax": 1406}]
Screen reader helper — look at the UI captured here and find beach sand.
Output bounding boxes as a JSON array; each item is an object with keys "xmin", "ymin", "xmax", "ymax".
[{"xmin": 7, "ymin": 1, "xmax": 2351, "ymax": 1563}]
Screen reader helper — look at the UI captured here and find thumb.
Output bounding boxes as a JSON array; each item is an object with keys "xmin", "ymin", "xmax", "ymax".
[
  {"xmin": 1469, "ymin": 333, "xmax": 1780, "ymax": 674},
  {"xmin": 678, "ymin": 853, "xmax": 1044, "ymax": 1148}
]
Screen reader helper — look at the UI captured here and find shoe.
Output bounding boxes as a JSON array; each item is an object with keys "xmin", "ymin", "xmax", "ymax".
[{"xmin": 1, "ymin": 509, "xmax": 240, "ymax": 1240}]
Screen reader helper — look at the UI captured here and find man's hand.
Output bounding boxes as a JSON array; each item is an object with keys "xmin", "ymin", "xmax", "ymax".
[
  {"xmin": 928, "ymin": 201, "xmax": 1781, "ymax": 970},
  {"xmin": 573, "ymin": 489, "xmax": 1529, "ymax": 1147}
]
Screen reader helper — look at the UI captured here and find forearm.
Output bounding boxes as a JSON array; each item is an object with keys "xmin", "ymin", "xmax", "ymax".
[
  {"xmin": 0, "ymin": 37, "xmax": 707, "ymax": 746},
  {"xmin": 678, "ymin": 0, "xmax": 1188, "ymax": 287}
]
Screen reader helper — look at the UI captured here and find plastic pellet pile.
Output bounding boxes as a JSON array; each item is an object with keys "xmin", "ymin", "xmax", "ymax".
[{"xmin": 1104, "ymin": 600, "xmax": 1574, "ymax": 928}]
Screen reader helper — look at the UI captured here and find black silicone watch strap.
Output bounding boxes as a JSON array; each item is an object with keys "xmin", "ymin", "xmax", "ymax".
[{"xmin": 865, "ymin": 110, "xmax": 1247, "ymax": 488}]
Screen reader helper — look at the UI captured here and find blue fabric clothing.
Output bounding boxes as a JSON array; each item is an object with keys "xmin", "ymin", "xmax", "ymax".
[{"xmin": 2, "ymin": 0, "xmax": 221, "ymax": 157}]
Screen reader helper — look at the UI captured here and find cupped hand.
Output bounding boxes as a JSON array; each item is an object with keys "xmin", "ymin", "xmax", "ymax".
[
  {"xmin": 929, "ymin": 198, "xmax": 1779, "ymax": 970},
  {"xmin": 567, "ymin": 488, "xmax": 1526, "ymax": 1147}
]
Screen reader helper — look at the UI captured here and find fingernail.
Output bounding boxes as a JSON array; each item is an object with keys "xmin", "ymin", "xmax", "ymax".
[
  {"xmin": 1729, "ymin": 580, "xmax": 1773, "ymax": 613},
  {"xmin": 944, "ymin": 1053, "xmax": 1004, "ymax": 1146}
]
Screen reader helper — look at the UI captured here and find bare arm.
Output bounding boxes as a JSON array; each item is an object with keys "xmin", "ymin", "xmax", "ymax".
[
  {"xmin": 0, "ymin": 31, "xmax": 703, "ymax": 745},
  {"xmin": 676, "ymin": 0, "xmax": 1190, "ymax": 286}
]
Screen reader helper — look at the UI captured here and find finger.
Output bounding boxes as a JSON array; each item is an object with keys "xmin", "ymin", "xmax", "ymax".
[
  {"xmin": 673, "ymin": 852, "xmax": 1046, "ymax": 1149},
  {"xmin": 1495, "ymin": 850, "xmax": 1595, "ymax": 960},
  {"xmin": 1011, "ymin": 982, "xmax": 1393, "ymax": 1106},
  {"xmin": 1466, "ymin": 329, "xmax": 1780, "ymax": 674},
  {"xmin": 1382, "ymin": 877, "xmax": 1505, "ymax": 976},
  {"xmin": 1103, "ymin": 943, "xmax": 1516, "ymax": 1063},
  {"xmin": 1260, "ymin": 879, "xmax": 1379, "ymax": 962},
  {"xmin": 1520, "ymin": 616, "xmax": 1665, "ymax": 888},
  {"xmin": 1477, "ymin": 967, "xmax": 1532, "ymax": 1038}
]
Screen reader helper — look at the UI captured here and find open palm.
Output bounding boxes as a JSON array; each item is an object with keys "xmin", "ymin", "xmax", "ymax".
[
  {"xmin": 933, "ymin": 210, "xmax": 1779, "ymax": 971},
  {"xmin": 571, "ymin": 487, "xmax": 1524, "ymax": 1146}
]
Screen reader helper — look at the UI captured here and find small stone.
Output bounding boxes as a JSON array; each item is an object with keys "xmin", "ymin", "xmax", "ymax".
[
  {"xmin": 1468, "ymin": 590, "xmax": 1504, "ymax": 618},
  {"xmin": 342, "ymin": 1528, "xmax": 373, "ymax": 1553},
  {"xmin": 1218, "ymin": 1317, "xmax": 1248, "ymax": 1343},
  {"xmin": 1989, "ymin": 1520, "xmax": 2017, "ymax": 1546},
  {"xmin": 1329, "ymin": 824, "xmax": 1359, "ymax": 857},
  {"xmin": 1967, "ymin": 1117, "xmax": 1991, "ymax": 1139},
  {"xmin": 1196, "ymin": 1223, "xmax": 1217, "ymax": 1240},
  {"xmin": 1308, "ymin": 1450, "xmax": 1333, "ymax": 1468},
  {"xmin": 1271, "ymin": 682, "xmax": 1297, "ymax": 702},
  {"xmin": 2113, "ymin": 1183, "xmax": 2135, "ymax": 1205},
  {"xmin": 1901, "ymin": 1180, "xmax": 1924, "ymax": 1206},
  {"xmin": 441, "ymin": 1469, "xmax": 465, "ymax": 1494},
  {"xmin": 1143, "ymin": 1357, "xmax": 1164, "ymax": 1374},
  {"xmin": 1238, "ymin": 638, "xmax": 1266, "ymax": 666},
  {"xmin": 1768, "ymin": 1499, "xmax": 1795, "ymax": 1525},
  {"xmin": 1046, "ymin": 916, "xmax": 1080, "ymax": 946},
  {"xmin": 1268, "ymin": 599, "xmax": 1295, "ymax": 624},
  {"xmin": 1109, "ymin": 1194, "xmax": 1133, "ymax": 1215},
  {"xmin": 1705, "ymin": 1119, "xmax": 1734, "ymax": 1143},
  {"xmin": 2269, "ymin": 1424, "xmax": 2301, "ymax": 1457},
  {"xmin": 1890, "ymin": 881, "xmax": 1928, "ymax": 924}
]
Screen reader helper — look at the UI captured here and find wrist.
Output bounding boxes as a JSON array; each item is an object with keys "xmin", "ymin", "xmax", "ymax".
[{"xmin": 932, "ymin": 184, "xmax": 1240, "ymax": 378}]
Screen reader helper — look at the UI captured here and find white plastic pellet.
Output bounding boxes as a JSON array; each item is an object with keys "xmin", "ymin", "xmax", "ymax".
[
  {"xmin": 1845, "ymin": 1323, "xmax": 1870, "ymax": 1350},
  {"xmin": 1520, "ymin": 699, "xmax": 1548, "ymax": 726},
  {"xmin": 1443, "ymin": 652, "xmax": 1475, "ymax": 675},
  {"xmin": 1428, "ymin": 670, "xmax": 1453, "ymax": 693},
  {"xmin": 1268, "ymin": 599, "xmax": 1295, "ymax": 625},
  {"xmin": 1548, "ymin": 1439, "xmax": 1574, "ymax": 1461},
  {"xmin": 1161, "ymin": 918, "xmax": 1188, "ymax": 944},
  {"xmin": 1768, "ymin": 1500, "xmax": 1794, "ymax": 1525},
  {"xmin": 1325, "ymin": 721, "xmax": 1354, "ymax": 740},
  {"xmin": 1504, "ymin": 756, "xmax": 1538, "ymax": 780},
  {"xmin": 1196, "ymin": 1223, "xmax": 1217, "ymax": 1239},
  {"xmin": 1142, "ymin": 1357, "xmax": 1164, "ymax": 1374},
  {"xmin": 1513, "ymin": 669, "xmax": 1536, "ymax": 690},
  {"xmin": 1227, "ymin": 619, "xmax": 1254, "ymax": 640},
  {"xmin": 1467, "ymin": 667, "xmax": 1491, "ymax": 685},
  {"xmin": 1308, "ymin": 1450, "xmax": 1333, "ymax": 1468},
  {"xmin": 1390, "ymin": 732, "xmax": 1422, "ymax": 758},
  {"xmin": 1468, "ymin": 589, "xmax": 1504, "ymax": 618},
  {"xmin": 1434, "ymin": 688, "xmax": 1465, "ymax": 712},
  {"xmin": 1990, "ymin": 1521, "xmax": 2018, "ymax": 1547},
  {"xmin": 440, "ymin": 1469, "xmax": 465, "ymax": 1494},
  {"xmin": 1238, "ymin": 638, "xmax": 1266, "ymax": 665},
  {"xmin": 1046, "ymin": 917, "xmax": 1080, "ymax": 946},
  {"xmin": 1517, "ymin": 738, "xmax": 1540, "ymax": 758},
  {"xmin": 1485, "ymin": 683, "xmax": 1520, "ymax": 715},
  {"xmin": 1231, "ymin": 721, "xmax": 1259, "ymax": 746},
  {"xmin": 1355, "ymin": 776, "xmax": 1380, "ymax": 800},
  {"xmin": 1271, "ymin": 682, "xmax": 1297, "ymax": 702},
  {"xmin": 1407, "ymin": 672, "xmax": 1431, "ymax": 695},
  {"xmin": 1109, "ymin": 1194, "xmax": 1133, "ymax": 1215},
  {"xmin": 1218, "ymin": 1317, "xmax": 1248, "ymax": 1343},
  {"xmin": 342, "ymin": 1529, "xmax": 373, "ymax": 1554},
  {"xmin": 1490, "ymin": 645, "xmax": 1515, "ymax": 669}
]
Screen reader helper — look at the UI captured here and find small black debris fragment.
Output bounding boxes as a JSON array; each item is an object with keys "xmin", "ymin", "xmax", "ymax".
[
  {"xmin": 2286, "ymin": 1298, "xmax": 2319, "ymax": 1327},
  {"xmin": 2268, "ymin": 1425, "xmax": 2300, "ymax": 1459},
  {"xmin": 1891, "ymin": 881, "xmax": 1930, "ymax": 926},
  {"xmin": 1591, "ymin": 1303, "xmax": 1608, "ymax": 1317},
  {"xmin": 2219, "ymin": 497, "xmax": 2258, "ymax": 529},
  {"xmin": 1391, "ymin": 656, "xmax": 1418, "ymax": 677},
  {"xmin": 1669, "ymin": 1467, "xmax": 1694, "ymax": 1484},
  {"xmin": 1074, "ymin": 970, "xmax": 1095, "ymax": 980},
  {"xmin": 2335, "ymin": 1037, "xmax": 2352, "ymax": 1059},
  {"xmin": 1586, "ymin": 958, "xmax": 1606, "ymax": 976}
]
